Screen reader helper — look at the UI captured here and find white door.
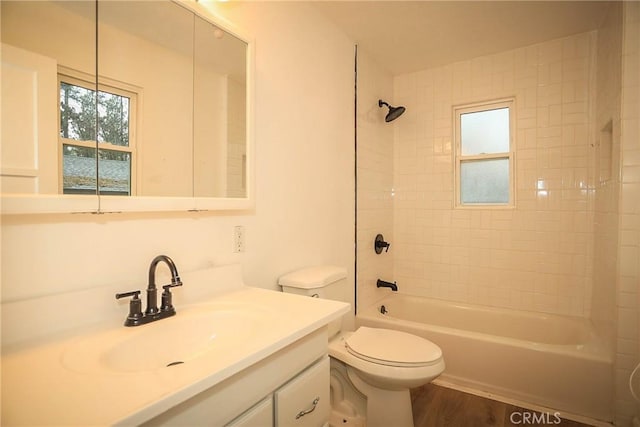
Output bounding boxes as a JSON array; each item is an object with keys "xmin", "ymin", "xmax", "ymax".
[{"xmin": 1, "ymin": 43, "xmax": 58, "ymax": 194}]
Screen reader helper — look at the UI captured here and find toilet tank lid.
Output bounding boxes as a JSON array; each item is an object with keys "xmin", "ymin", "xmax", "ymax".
[{"xmin": 278, "ymin": 266, "xmax": 347, "ymax": 289}]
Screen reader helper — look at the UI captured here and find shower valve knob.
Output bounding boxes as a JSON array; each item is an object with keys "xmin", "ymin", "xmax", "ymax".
[{"xmin": 374, "ymin": 234, "xmax": 390, "ymax": 254}]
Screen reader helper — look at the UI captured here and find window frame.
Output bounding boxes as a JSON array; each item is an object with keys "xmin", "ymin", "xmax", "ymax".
[
  {"xmin": 57, "ymin": 67, "xmax": 138, "ymax": 196},
  {"xmin": 453, "ymin": 98, "xmax": 516, "ymax": 208}
]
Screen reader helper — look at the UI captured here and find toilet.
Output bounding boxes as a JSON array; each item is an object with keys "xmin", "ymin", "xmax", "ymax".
[{"xmin": 279, "ymin": 266, "xmax": 445, "ymax": 427}]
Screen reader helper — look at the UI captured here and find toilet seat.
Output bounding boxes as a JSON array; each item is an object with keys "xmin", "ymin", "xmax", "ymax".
[
  {"xmin": 345, "ymin": 327, "xmax": 442, "ymax": 367},
  {"xmin": 329, "ymin": 328, "xmax": 445, "ymax": 391}
]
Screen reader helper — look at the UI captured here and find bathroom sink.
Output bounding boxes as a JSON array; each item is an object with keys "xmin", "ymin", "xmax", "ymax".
[{"xmin": 62, "ymin": 303, "xmax": 270, "ymax": 374}]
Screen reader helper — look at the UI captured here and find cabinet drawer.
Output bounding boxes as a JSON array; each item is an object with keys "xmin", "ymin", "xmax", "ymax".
[
  {"xmin": 274, "ymin": 357, "xmax": 330, "ymax": 427},
  {"xmin": 226, "ymin": 396, "xmax": 273, "ymax": 427}
]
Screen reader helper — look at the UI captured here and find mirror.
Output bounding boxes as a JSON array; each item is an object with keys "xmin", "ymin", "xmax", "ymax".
[
  {"xmin": 1, "ymin": 0, "xmax": 251, "ymax": 213},
  {"xmin": 1, "ymin": 0, "xmax": 97, "ymax": 199},
  {"xmin": 193, "ymin": 14, "xmax": 248, "ymax": 198}
]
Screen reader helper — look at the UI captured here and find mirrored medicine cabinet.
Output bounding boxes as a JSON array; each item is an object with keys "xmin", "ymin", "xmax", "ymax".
[{"xmin": 1, "ymin": 0, "xmax": 254, "ymax": 214}]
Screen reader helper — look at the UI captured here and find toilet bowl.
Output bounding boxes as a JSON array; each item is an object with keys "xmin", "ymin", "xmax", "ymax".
[
  {"xmin": 279, "ymin": 266, "xmax": 445, "ymax": 427},
  {"xmin": 329, "ymin": 328, "xmax": 444, "ymax": 427}
]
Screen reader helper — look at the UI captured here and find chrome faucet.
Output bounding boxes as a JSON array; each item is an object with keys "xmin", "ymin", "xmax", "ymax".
[{"xmin": 115, "ymin": 255, "xmax": 183, "ymax": 327}]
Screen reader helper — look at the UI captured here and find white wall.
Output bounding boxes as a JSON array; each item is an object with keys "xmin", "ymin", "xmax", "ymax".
[
  {"xmin": 1, "ymin": 2, "xmax": 356, "ymax": 325},
  {"xmin": 193, "ymin": 66, "xmax": 228, "ymax": 197},
  {"xmin": 615, "ymin": 2, "xmax": 640, "ymax": 424}
]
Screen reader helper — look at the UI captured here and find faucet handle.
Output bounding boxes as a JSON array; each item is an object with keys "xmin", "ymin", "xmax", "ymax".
[
  {"xmin": 161, "ymin": 283, "xmax": 182, "ymax": 313},
  {"xmin": 115, "ymin": 290, "xmax": 143, "ymax": 326},
  {"xmin": 116, "ymin": 290, "xmax": 141, "ymax": 300}
]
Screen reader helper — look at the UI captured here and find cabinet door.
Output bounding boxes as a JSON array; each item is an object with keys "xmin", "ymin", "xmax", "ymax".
[
  {"xmin": 226, "ymin": 396, "xmax": 273, "ymax": 427},
  {"xmin": 274, "ymin": 357, "xmax": 330, "ymax": 427}
]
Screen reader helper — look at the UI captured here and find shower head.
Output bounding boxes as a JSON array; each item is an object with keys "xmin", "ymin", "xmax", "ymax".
[{"xmin": 378, "ymin": 99, "xmax": 406, "ymax": 122}]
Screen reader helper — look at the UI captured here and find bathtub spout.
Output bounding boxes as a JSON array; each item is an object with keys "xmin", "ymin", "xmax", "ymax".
[{"xmin": 377, "ymin": 279, "xmax": 398, "ymax": 292}]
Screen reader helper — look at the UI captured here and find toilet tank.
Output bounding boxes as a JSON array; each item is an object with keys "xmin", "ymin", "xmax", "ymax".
[{"xmin": 278, "ymin": 266, "xmax": 349, "ymax": 337}]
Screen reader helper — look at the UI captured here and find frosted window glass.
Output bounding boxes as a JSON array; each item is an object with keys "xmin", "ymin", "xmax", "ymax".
[
  {"xmin": 460, "ymin": 158, "xmax": 509, "ymax": 204},
  {"xmin": 461, "ymin": 108, "xmax": 509, "ymax": 155}
]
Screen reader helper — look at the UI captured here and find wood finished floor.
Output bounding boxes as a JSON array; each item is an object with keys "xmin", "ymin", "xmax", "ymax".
[{"xmin": 411, "ymin": 384, "xmax": 593, "ymax": 427}]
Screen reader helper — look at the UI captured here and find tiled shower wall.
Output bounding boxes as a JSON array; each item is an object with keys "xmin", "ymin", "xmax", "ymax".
[
  {"xmin": 392, "ymin": 31, "xmax": 597, "ymax": 318},
  {"xmin": 356, "ymin": 48, "xmax": 395, "ymax": 311}
]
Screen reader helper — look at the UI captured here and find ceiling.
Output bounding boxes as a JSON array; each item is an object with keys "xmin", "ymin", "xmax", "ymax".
[{"xmin": 312, "ymin": 1, "xmax": 612, "ymax": 75}]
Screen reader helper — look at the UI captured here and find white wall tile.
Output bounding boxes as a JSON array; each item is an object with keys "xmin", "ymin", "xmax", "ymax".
[{"xmin": 390, "ymin": 32, "xmax": 601, "ymax": 317}]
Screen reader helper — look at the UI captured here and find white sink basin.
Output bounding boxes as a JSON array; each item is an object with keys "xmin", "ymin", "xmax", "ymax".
[{"xmin": 62, "ymin": 302, "xmax": 271, "ymax": 374}]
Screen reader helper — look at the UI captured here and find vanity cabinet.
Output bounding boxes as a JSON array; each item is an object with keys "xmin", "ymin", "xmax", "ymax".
[
  {"xmin": 226, "ymin": 396, "xmax": 273, "ymax": 427},
  {"xmin": 273, "ymin": 356, "xmax": 329, "ymax": 426},
  {"xmin": 227, "ymin": 356, "xmax": 330, "ymax": 427},
  {"xmin": 142, "ymin": 328, "xmax": 330, "ymax": 427}
]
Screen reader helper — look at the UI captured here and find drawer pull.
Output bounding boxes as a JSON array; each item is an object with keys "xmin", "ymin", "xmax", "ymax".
[{"xmin": 295, "ymin": 397, "xmax": 320, "ymax": 419}]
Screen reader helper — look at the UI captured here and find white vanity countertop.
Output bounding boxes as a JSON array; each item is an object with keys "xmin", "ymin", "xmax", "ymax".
[{"xmin": 1, "ymin": 286, "xmax": 350, "ymax": 426}]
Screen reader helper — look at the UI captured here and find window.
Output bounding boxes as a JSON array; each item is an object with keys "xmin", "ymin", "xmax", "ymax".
[
  {"xmin": 59, "ymin": 71, "xmax": 136, "ymax": 195},
  {"xmin": 454, "ymin": 99, "xmax": 515, "ymax": 207}
]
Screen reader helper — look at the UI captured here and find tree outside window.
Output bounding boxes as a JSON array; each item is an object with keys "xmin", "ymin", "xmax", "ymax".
[{"xmin": 59, "ymin": 74, "xmax": 135, "ymax": 195}]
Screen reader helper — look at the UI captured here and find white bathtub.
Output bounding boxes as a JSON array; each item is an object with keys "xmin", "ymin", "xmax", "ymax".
[{"xmin": 356, "ymin": 294, "xmax": 613, "ymax": 422}]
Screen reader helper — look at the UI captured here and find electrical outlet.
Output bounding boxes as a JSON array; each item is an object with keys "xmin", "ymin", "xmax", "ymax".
[{"xmin": 233, "ymin": 226, "xmax": 245, "ymax": 253}]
